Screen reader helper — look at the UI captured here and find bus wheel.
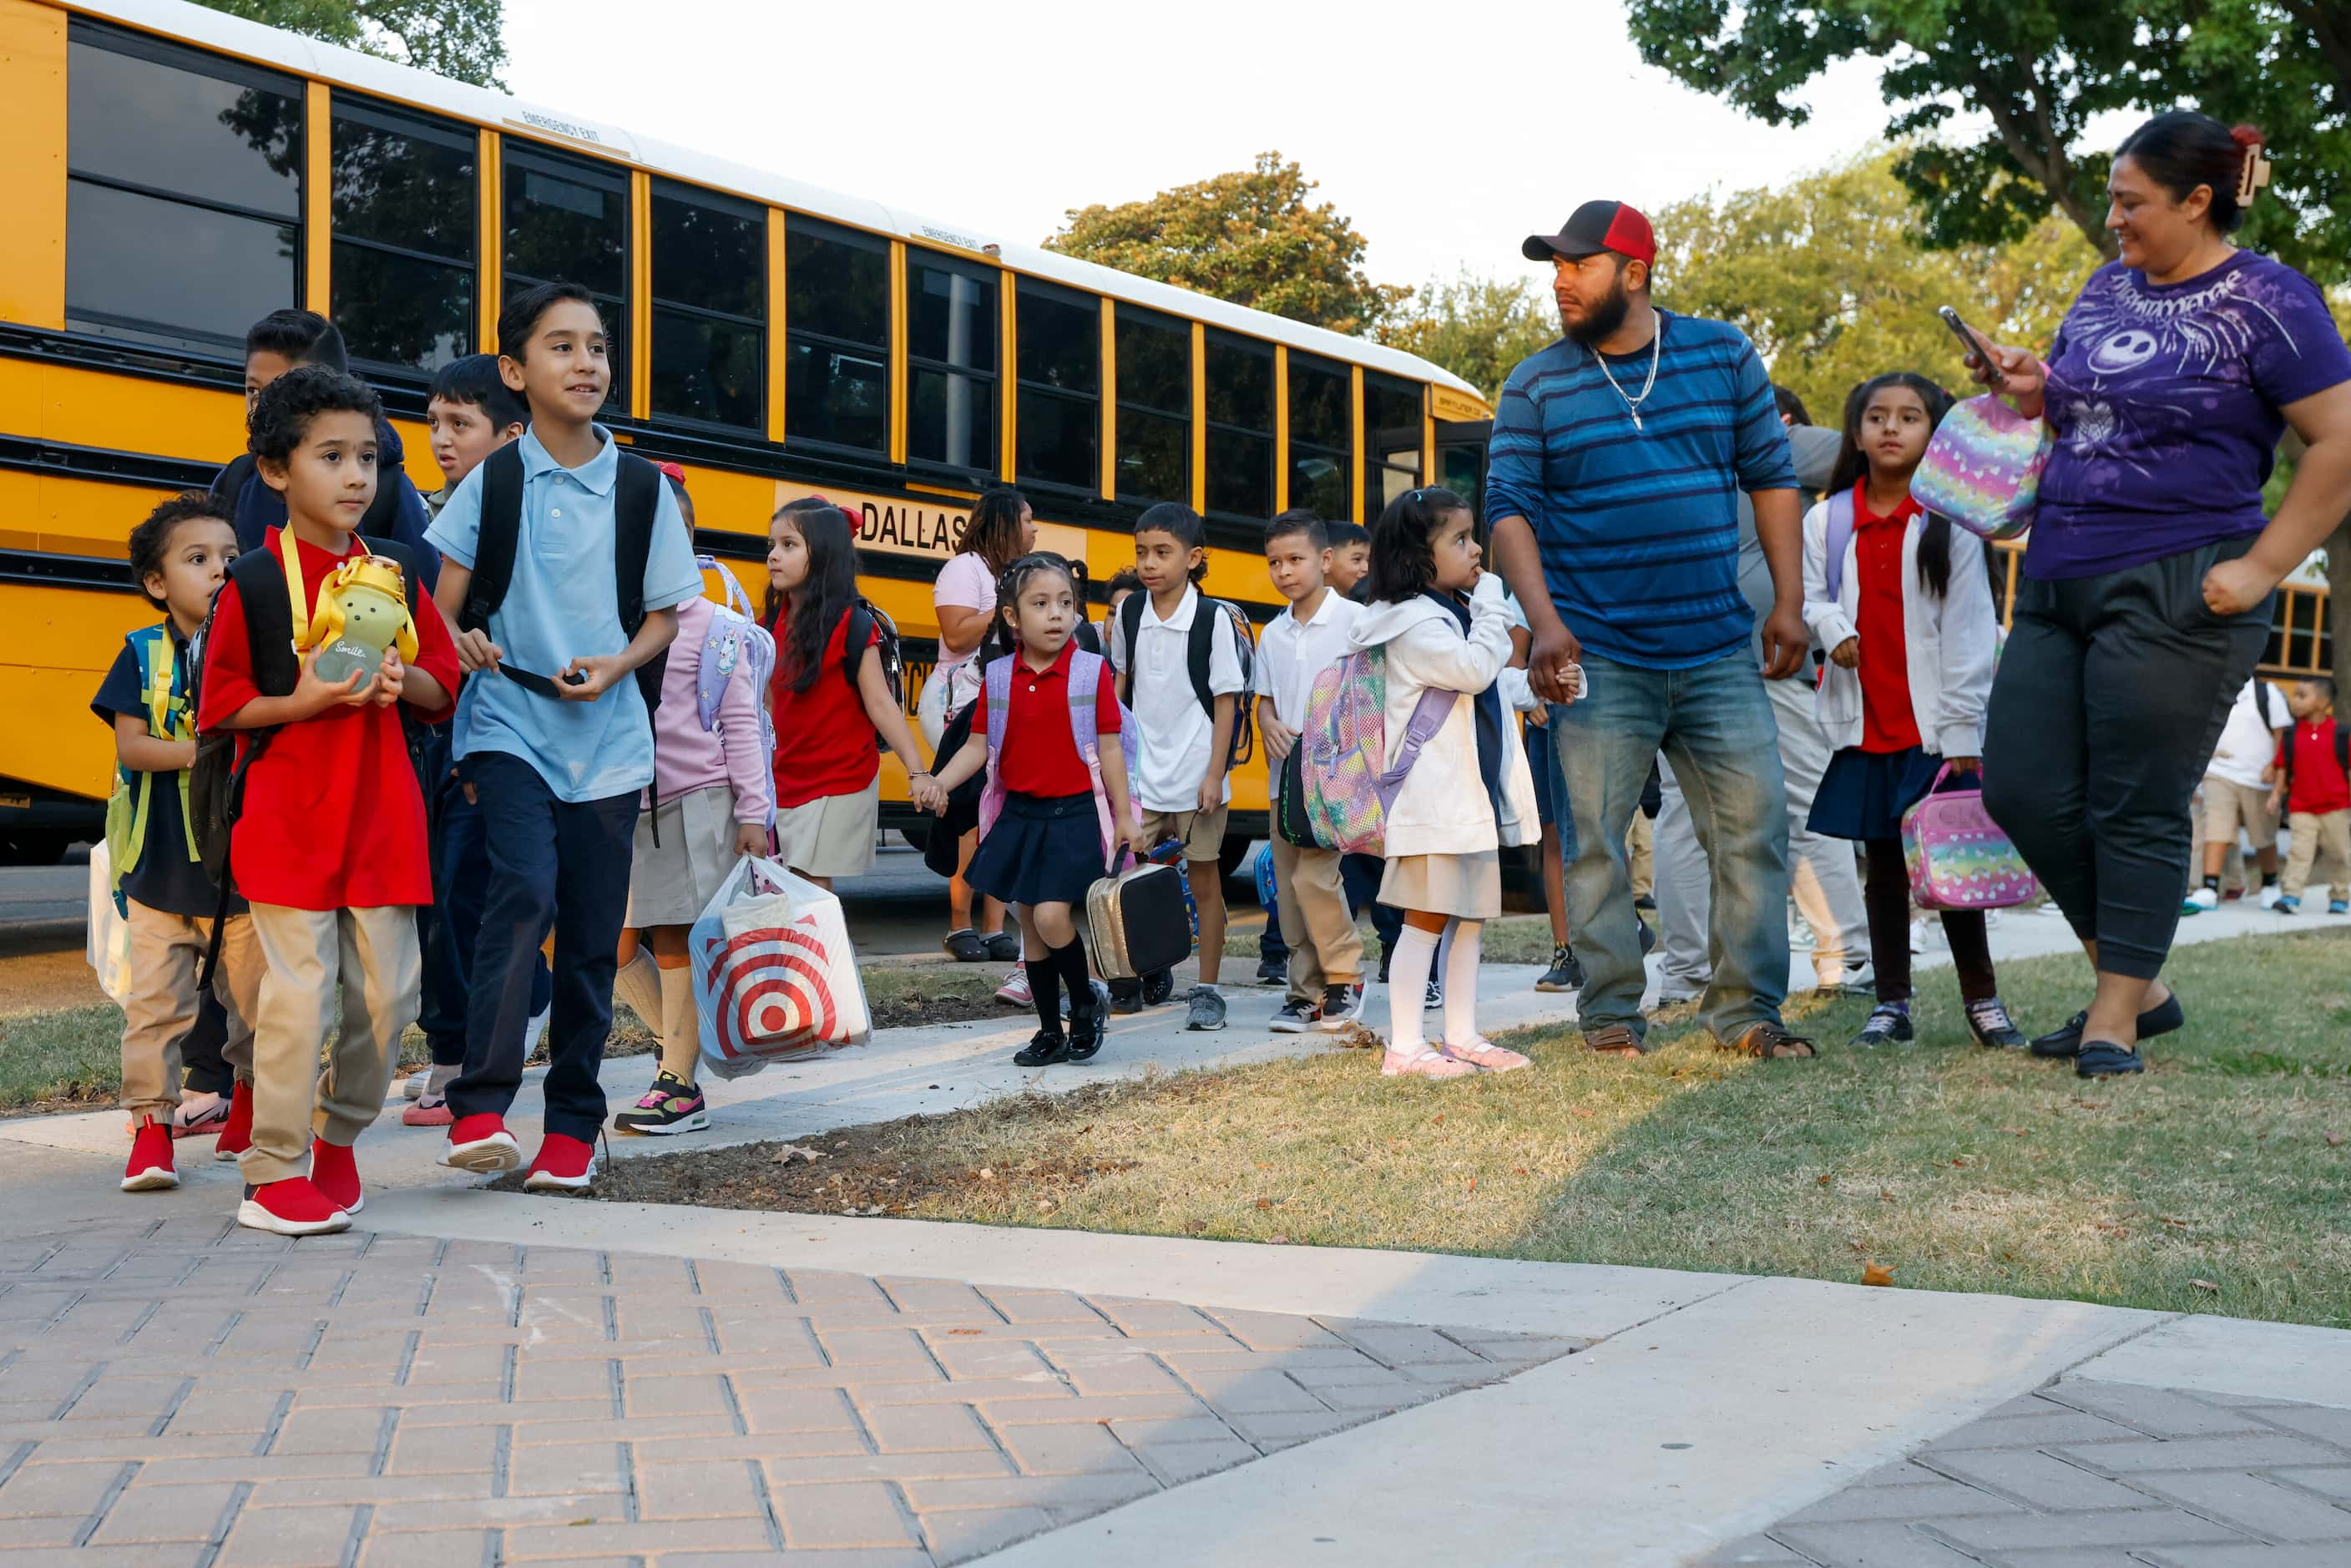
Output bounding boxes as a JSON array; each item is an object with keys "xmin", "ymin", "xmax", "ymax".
[
  {"xmin": 1217, "ymin": 835, "xmax": 1251, "ymax": 883},
  {"xmin": 3, "ymin": 831, "xmax": 70, "ymax": 866}
]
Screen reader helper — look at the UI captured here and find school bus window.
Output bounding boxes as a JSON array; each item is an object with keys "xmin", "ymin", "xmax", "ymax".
[
  {"xmin": 1016, "ymin": 281, "xmax": 1100, "ymax": 493},
  {"xmin": 1363, "ymin": 373, "xmax": 1423, "ymax": 513},
  {"xmin": 1288, "ymin": 352, "xmax": 1351, "ymax": 522},
  {"xmin": 64, "ymin": 23, "xmax": 302, "ymax": 354},
  {"xmin": 1205, "ymin": 331, "xmax": 1275, "ymax": 521},
  {"xmin": 331, "ymin": 95, "xmax": 476, "ymax": 377},
  {"xmin": 907, "ymin": 251, "xmax": 998, "ymax": 474},
  {"xmin": 1115, "ymin": 305, "xmax": 1191, "ymax": 505},
  {"xmin": 503, "ymin": 143, "xmax": 628, "ymax": 413},
  {"xmin": 783, "ymin": 218, "xmax": 889, "ymax": 454},
  {"xmin": 650, "ymin": 180, "xmax": 765, "ymax": 431}
]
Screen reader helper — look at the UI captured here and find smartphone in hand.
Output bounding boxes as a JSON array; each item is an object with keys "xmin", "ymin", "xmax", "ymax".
[{"xmin": 1938, "ymin": 306, "xmax": 2005, "ymax": 389}]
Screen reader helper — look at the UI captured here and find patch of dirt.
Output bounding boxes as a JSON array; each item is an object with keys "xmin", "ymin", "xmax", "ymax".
[
  {"xmin": 864, "ymin": 980, "xmax": 1020, "ymax": 1031},
  {"xmin": 501, "ymin": 1085, "xmax": 1142, "ymax": 1216}
]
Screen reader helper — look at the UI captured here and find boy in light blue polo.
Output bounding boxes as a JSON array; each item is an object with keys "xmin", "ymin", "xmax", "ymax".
[{"xmin": 427, "ymin": 282, "xmax": 700, "ymax": 1190}]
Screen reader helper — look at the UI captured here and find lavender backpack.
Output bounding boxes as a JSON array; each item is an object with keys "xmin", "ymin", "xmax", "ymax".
[
  {"xmin": 1901, "ymin": 763, "xmax": 2039, "ymax": 912},
  {"xmin": 977, "ymin": 650, "xmax": 1140, "ymax": 869},
  {"xmin": 690, "ymin": 556, "xmax": 776, "ymax": 827},
  {"xmin": 1909, "ymin": 395, "xmax": 2055, "ymax": 542}
]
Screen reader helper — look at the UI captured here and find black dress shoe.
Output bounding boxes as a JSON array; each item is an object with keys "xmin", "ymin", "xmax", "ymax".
[
  {"xmin": 1066, "ymin": 983, "xmax": 1110, "ymax": 1061},
  {"xmin": 2029, "ymin": 994, "xmax": 2184, "ymax": 1059},
  {"xmin": 2075, "ymin": 1041, "xmax": 2146, "ymax": 1078},
  {"xmin": 1014, "ymin": 1029, "xmax": 1070, "ymax": 1067}
]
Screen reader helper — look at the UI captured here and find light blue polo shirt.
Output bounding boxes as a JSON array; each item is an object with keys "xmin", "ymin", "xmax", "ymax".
[{"xmin": 427, "ymin": 426, "xmax": 703, "ymax": 803}]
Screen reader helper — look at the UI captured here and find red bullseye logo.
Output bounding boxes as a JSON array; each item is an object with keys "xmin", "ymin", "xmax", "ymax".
[{"xmin": 700, "ymin": 919, "xmax": 839, "ymax": 1063}]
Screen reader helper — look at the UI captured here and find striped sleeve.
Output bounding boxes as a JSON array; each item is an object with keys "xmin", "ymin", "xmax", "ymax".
[
  {"xmin": 1727, "ymin": 335, "xmax": 1797, "ymax": 493},
  {"xmin": 1482, "ymin": 363, "xmax": 1546, "ymax": 527}
]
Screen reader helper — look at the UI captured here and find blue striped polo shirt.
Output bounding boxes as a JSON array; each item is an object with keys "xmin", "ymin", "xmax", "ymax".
[{"xmin": 1484, "ymin": 311, "xmax": 1797, "ymax": 670}]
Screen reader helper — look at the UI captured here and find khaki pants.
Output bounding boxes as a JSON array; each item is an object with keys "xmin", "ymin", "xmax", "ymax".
[
  {"xmin": 2283, "ymin": 810, "xmax": 2351, "ymax": 902},
  {"xmin": 1625, "ymin": 812, "xmax": 1655, "ymax": 902},
  {"xmin": 245, "ymin": 902, "xmax": 419, "ymax": 1186},
  {"xmin": 119, "ymin": 902, "xmax": 260, "ymax": 1121},
  {"xmin": 1269, "ymin": 839, "xmax": 1363, "ymax": 1004}
]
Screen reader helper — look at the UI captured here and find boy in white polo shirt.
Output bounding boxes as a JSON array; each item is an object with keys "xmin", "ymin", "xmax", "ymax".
[
  {"xmin": 1111, "ymin": 503, "xmax": 1247, "ymax": 1031},
  {"xmin": 1257, "ymin": 511, "xmax": 1366, "ymax": 1032}
]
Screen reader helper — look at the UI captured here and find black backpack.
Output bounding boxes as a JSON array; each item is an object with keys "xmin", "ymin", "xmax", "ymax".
[
  {"xmin": 462, "ymin": 441, "xmax": 669, "ymax": 723},
  {"xmin": 1117, "ymin": 589, "xmax": 1258, "ymax": 771},
  {"xmin": 843, "ymin": 598, "xmax": 905, "ymax": 751},
  {"xmin": 187, "ymin": 534, "xmax": 427, "ymax": 983}
]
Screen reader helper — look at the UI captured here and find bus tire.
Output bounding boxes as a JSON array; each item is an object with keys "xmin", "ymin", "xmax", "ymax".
[{"xmin": 1217, "ymin": 834, "xmax": 1251, "ymax": 882}]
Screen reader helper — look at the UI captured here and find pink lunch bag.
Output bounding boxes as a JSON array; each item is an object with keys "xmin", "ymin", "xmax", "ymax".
[
  {"xmin": 1909, "ymin": 393, "xmax": 2054, "ymax": 542},
  {"xmin": 1900, "ymin": 764, "xmax": 2039, "ymax": 912}
]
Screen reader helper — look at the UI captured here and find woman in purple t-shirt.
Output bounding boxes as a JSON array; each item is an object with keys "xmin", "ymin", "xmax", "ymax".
[{"xmin": 1969, "ymin": 112, "xmax": 2351, "ymax": 1079}]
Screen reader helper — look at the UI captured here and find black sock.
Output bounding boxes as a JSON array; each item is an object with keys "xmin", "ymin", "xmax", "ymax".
[
  {"xmin": 2203, "ymin": 873, "xmax": 2222, "ymax": 893},
  {"xmin": 1024, "ymin": 958, "xmax": 1062, "ymax": 1036},
  {"xmin": 2262, "ymin": 871, "xmax": 2278, "ymax": 888},
  {"xmin": 1052, "ymin": 938, "xmax": 1096, "ymax": 1018}
]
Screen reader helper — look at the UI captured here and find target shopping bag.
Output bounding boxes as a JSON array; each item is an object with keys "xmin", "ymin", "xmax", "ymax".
[{"xmin": 690, "ymin": 856, "xmax": 872, "ymax": 1080}]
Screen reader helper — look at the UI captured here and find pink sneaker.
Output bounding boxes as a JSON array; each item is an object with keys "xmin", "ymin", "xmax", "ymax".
[
  {"xmin": 1380, "ymin": 1050, "xmax": 1477, "ymax": 1079},
  {"xmin": 1438, "ymin": 1039, "xmax": 1532, "ymax": 1072}
]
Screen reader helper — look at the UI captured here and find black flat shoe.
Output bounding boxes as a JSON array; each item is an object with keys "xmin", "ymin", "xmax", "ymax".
[
  {"xmin": 1014, "ymin": 1029, "xmax": 1070, "ymax": 1067},
  {"xmin": 2029, "ymin": 994, "xmax": 2184, "ymax": 1059},
  {"xmin": 1066, "ymin": 983, "xmax": 1110, "ymax": 1061},
  {"xmin": 2075, "ymin": 1041, "xmax": 2146, "ymax": 1078}
]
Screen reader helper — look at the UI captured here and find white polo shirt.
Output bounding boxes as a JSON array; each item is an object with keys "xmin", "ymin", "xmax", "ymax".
[
  {"xmin": 1256, "ymin": 588, "xmax": 1363, "ymax": 731},
  {"xmin": 1109, "ymin": 584, "xmax": 1246, "ymax": 812}
]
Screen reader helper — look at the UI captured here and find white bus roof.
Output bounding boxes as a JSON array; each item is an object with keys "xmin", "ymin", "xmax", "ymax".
[{"xmin": 73, "ymin": 0, "xmax": 1488, "ymax": 402}]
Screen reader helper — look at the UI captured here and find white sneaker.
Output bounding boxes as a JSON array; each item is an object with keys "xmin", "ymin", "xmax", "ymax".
[
  {"xmin": 2183, "ymin": 886, "xmax": 2220, "ymax": 913},
  {"xmin": 1909, "ymin": 919, "xmax": 1929, "ymax": 954},
  {"xmin": 401, "ymin": 1067, "xmax": 432, "ymax": 1101},
  {"xmin": 2257, "ymin": 885, "xmax": 2284, "ymax": 909}
]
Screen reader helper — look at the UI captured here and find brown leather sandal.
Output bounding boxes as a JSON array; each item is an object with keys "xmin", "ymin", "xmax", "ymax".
[
  {"xmin": 1583, "ymin": 1023, "xmax": 1646, "ymax": 1058},
  {"xmin": 1727, "ymin": 1022, "xmax": 1817, "ymax": 1060}
]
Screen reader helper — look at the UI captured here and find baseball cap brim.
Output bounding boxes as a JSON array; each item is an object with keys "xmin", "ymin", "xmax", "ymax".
[{"xmin": 1521, "ymin": 232, "xmax": 1605, "ymax": 263}]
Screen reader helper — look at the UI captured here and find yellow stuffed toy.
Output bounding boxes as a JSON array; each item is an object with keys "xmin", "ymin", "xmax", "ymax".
[{"xmin": 306, "ymin": 554, "xmax": 420, "ymax": 685}]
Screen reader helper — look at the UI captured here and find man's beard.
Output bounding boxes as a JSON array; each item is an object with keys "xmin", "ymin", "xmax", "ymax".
[{"xmin": 1562, "ymin": 274, "xmax": 1631, "ymax": 346}]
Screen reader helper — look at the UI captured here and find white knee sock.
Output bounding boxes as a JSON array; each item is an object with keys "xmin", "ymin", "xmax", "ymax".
[
  {"xmin": 656, "ymin": 964, "xmax": 699, "ymax": 1083},
  {"xmin": 1386, "ymin": 926, "xmax": 1440, "ymax": 1054},
  {"xmin": 614, "ymin": 949, "xmax": 661, "ymax": 1029},
  {"xmin": 1443, "ymin": 919, "xmax": 1484, "ymax": 1047}
]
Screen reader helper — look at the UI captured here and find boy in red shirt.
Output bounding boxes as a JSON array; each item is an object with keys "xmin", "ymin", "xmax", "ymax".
[
  {"xmin": 198, "ymin": 367, "xmax": 459, "ymax": 1235},
  {"xmin": 2268, "ymin": 675, "xmax": 2350, "ymax": 914}
]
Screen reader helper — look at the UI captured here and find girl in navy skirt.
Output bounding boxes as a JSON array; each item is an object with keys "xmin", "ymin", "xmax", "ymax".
[
  {"xmin": 1801, "ymin": 373, "xmax": 2022, "ymax": 1050},
  {"xmin": 929, "ymin": 554, "xmax": 1146, "ymax": 1065}
]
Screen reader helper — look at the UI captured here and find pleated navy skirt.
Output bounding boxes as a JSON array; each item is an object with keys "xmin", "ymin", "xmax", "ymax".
[
  {"xmin": 1807, "ymin": 746, "xmax": 1948, "ymax": 842},
  {"xmin": 966, "ymin": 792, "xmax": 1108, "ymax": 909}
]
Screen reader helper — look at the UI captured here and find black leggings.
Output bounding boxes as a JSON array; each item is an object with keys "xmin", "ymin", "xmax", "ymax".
[
  {"xmin": 1865, "ymin": 840, "xmax": 1995, "ymax": 1004},
  {"xmin": 1983, "ymin": 539, "xmax": 2272, "ymax": 980}
]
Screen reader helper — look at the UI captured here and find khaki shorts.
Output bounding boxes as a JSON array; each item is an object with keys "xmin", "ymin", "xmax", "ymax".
[
  {"xmin": 1135, "ymin": 803, "xmax": 1229, "ymax": 863},
  {"xmin": 2201, "ymin": 777, "xmax": 2279, "ymax": 850},
  {"xmin": 772, "ymin": 778, "xmax": 880, "ymax": 879}
]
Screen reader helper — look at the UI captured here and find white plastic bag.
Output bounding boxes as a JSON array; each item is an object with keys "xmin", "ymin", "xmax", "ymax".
[
  {"xmin": 689, "ymin": 854, "xmax": 872, "ymax": 1080},
  {"xmin": 86, "ymin": 842, "xmax": 134, "ymax": 1006}
]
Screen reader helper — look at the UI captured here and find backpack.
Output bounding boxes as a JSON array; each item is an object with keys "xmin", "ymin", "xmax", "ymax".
[
  {"xmin": 463, "ymin": 440, "xmax": 668, "ymax": 723},
  {"xmin": 978, "ymin": 650, "xmax": 1140, "ymax": 871},
  {"xmin": 690, "ymin": 558, "xmax": 779, "ymax": 829},
  {"xmin": 187, "ymin": 531, "xmax": 427, "ymax": 983},
  {"xmin": 1299, "ymin": 647, "xmax": 1459, "ymax": 857},
  {"xmin": 1117, "ymin": 588, "xmax": 1258, "ymax": 771},
  {"xmin": 102, "ymin": 624, "xmax": 199, "ymax": 916},
  {"xmin": 1822, "ymin": 487, "xmax": 1858, "ymax": 603},
  {"xmin": 844, "ymin": 598, "xmax": 905, "ymax": 752}
]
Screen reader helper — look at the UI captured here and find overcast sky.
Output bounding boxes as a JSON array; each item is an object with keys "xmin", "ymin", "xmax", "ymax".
[{"xmin": 501, "ymin": 0, "xmax": 1904, "ymax": 294}]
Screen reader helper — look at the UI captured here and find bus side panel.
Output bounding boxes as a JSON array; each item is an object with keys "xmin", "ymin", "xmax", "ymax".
[
  {"xmin": 0, "ymin": 0, "xmax": 67, "ymax": 332},
  {"xmin": 0, "ymin": 580, "xmax": 145, "ymax": 801}
]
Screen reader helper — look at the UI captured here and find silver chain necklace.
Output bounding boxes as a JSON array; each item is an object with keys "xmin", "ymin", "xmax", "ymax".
[{"xmin": 1594, "ymin": 319, "xmax": 1661, "ymax": 432}]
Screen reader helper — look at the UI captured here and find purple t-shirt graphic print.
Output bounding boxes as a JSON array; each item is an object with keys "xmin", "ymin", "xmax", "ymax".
[{"xmin": 2026, "ymin": 250, "xmax": 2351, "ymax": 580}]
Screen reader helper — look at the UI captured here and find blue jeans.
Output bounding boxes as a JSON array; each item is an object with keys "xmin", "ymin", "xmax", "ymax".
[
  {"xmin": 1550, "ymin": 651, "xmax": 1790, "ymax": 1044},
  {"xmin": 447, "ymin": 753, "xmax": 638, "ymax": 1141},
  {"xmin": 420, "ymin": 776, "xmax": 551, "ymax": 1066}
]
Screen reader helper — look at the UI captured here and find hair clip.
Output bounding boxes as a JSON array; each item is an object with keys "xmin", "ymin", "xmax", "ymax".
[{"xmin": 2237, "ymin": 141, "xmax": 2273, "ymax": 205}]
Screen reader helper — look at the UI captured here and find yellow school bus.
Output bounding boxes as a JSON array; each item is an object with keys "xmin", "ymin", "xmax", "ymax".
[{"xmin": 0, "ymin": 0, "xmax": 1494, "ymax": 865}]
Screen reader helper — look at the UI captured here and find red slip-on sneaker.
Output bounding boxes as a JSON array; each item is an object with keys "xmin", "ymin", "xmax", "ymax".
[
  {"xmin": 309, "ymin": 1138, "xmax": 363, "ymax": 1216},
  {"xmin": 442, "ymin": 1114, "xmax": 522, "ymax": 1175},
  {"xmin": 522, "ymin": 1132, "xmax": 598, "ymax": 1191},
  {"xmin": 237, "ymin": 1176, "xmax": 350, "ymax": 1237},
  {"xmin": 213, "ymin": 1080, "xmax": 254, "ymax": 1163},
  {"xmin": 121, "ymin": 1116, "xmax": 179, "ymax": 1192}
]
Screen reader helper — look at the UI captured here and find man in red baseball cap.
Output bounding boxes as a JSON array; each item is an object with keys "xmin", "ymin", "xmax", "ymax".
[{"xmin": 1523, "ymin": 200, "xmax": 1659, "ymax": 349}]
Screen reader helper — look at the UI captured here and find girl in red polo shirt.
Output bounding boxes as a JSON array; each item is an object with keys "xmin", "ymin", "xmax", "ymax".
[
  {"xmin": 1802, "ymin": 372, "xmax": 2016, "ymax": 1051},
  {"xmin": 764, "ymin": 498, "xmax": 940, "ymax": 885},
  {"xmin": 929, "ymin": 554, "xmax": 1145, "ymax": 1067}
]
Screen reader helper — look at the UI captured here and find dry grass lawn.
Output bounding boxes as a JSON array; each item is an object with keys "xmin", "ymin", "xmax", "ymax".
[{"xmin": 583, "ymin": 928, "xmax": 2351, "ymax": 1330}]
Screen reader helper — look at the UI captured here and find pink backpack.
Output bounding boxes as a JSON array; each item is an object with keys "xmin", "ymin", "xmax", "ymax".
[
  {"xmin": 1901, "ymin": 763, "xmax": 2039, "ymax": 911},
  {"xmin": 977, "ymin": 650, "xmax": 1140, "ymax": 869}
]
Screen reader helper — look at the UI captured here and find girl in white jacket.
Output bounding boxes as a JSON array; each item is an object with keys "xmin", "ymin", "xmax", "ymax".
[
  {"xmin": 1801, "ymin": 372, "xmax": 2021, "ymax": 1051},
  {"xmin": 1348, "ymin": 488, "xmax": 1540, "ymax": 1078}
]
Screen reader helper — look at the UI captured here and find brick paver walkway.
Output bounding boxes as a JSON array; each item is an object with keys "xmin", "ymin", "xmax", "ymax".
[
  {"xmin": 0, "ymin": 1218, "xmax": 1578, "ymax": 1565},
  {"xmin": 1709, "ymin": 1380, "xmax": 2351, "ymax": 1566}
]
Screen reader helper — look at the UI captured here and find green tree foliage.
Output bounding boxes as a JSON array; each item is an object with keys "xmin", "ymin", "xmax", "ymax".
[
  {"xmin": 1046, "ymin": 154, "xmax": 1410, "ymax": 337},
  {"xmin": 1378, "ymin": 270, "xmax": 1559, "ymax": 402},
  {"xmin": 1650, "ymin": 152, "xmax": 2105, "ymax": 424},
  {"xmin": 1621, "ymin": 0, "xmax": 2350, "ymax": 286},
  {"xmin": 194, "ymin": 0, "xmax": 507, "ymax": 89}
]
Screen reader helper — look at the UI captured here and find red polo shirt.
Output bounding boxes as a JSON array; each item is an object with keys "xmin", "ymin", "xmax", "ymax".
[
  {"xmin": 973, "ymin": 642, "xmax": 1122, "ymax": 797},
  {"xmin": 769, "ymin": 604, "xmax": 883, "ymax": 811},
  {"xmin": 1852, "ymin": 480, "xmax": 1923, "ymax": 754},
  {"xmin": 2278, "ymin": 720, "xmax": 2349, "ymax": 814},
  {"xmin": 195, "ymin": 529, "xmax": 458, "ymax": 911}
]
